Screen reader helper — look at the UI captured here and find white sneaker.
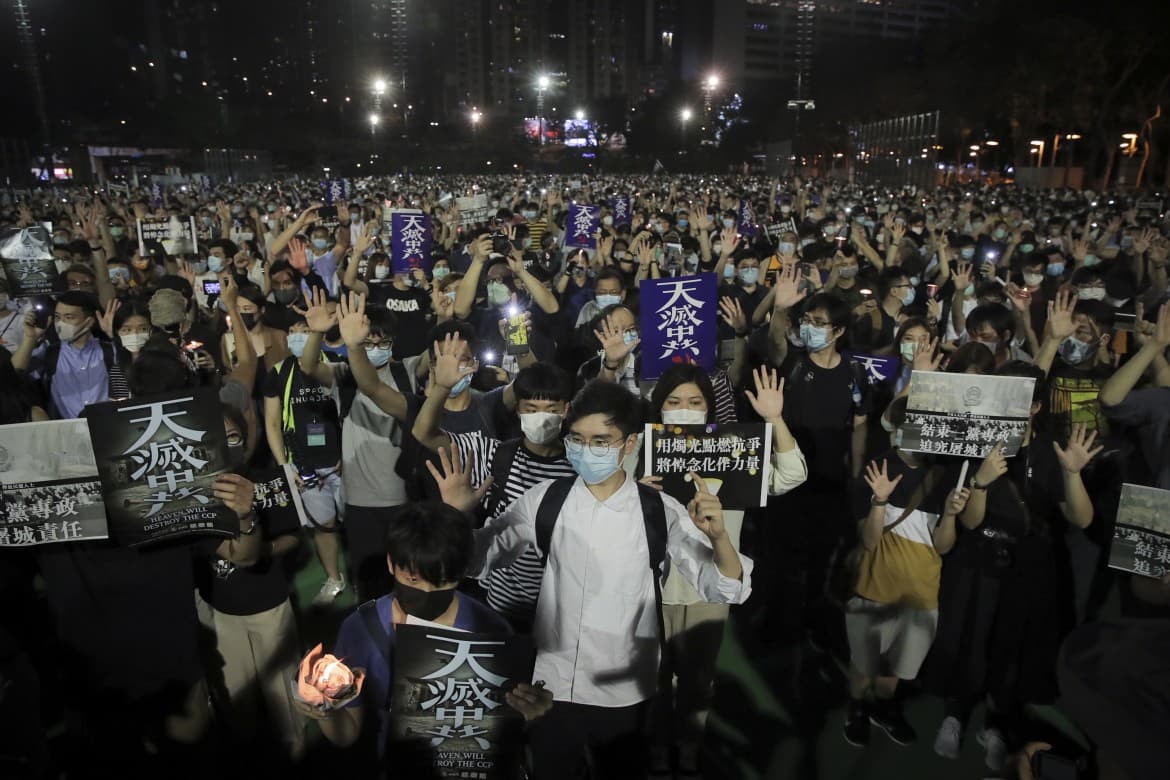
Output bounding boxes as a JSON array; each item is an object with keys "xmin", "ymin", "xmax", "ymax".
[
  {"xmin": 977, "ymin": 727, "xmax": 1007, "ymax": 772},
  {"xmin": 311, "ymin": 576, "xmax": 346, "ymax": 606},
  {"xmin": 933, "ymin": 716, "xmax": 963, "ymax": 760}
]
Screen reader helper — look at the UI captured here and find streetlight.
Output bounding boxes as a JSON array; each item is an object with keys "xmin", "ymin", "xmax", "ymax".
[
  {"xmin": 575, "ymin": 109, "xmax": 585, "ymax": 121},
  {"xmin": 1030, "ymin": 139, "xmax": 1045, "ymax": 168},
  {"xmin": 536, "ymin": 75, "xmax": 550, "ymax": 146},
  {"xmin": 470, "ymin": 109, "xmax": 481, "ymax": 139},
  {"xmin": 680, "ymin": 107, "xmax": 692, "ymax": 146},
  {"xmin": 373, "ymin": 78, "xmax": 387, "ymax": 97}
]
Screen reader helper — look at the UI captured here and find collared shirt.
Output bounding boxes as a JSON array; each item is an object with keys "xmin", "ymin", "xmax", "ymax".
[
  {"xmin": 45, "ymin": 338, "xmax": 109, "ymax": 419},
  {"xmin": 472, "ymin": 474, "xmax": 753, "ymax": 707}
]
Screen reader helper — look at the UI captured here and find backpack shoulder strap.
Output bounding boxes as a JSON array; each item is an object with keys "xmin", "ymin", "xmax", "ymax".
[
  {"xmin": 636, "ymin": 483, "xmax": 669, "ymax": 655},
  {"xmin": 387, "ymin": 360, "xmax": 413, "ymax": 396},
  {"xmin": 358, "ymin": 598, "xmax": 393, "ymax": 672},
  {"xmin": 488, "ymin": 438, "xmax": 524, "ymax": 518},
  {"xmin": 534, "ymin": 477, "xmax": 576, "ymax": 563}
]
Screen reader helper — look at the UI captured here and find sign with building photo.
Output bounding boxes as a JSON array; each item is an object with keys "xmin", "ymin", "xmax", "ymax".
[
  {"xmin": 644, "ymin": 422, "xmax": 773, "ymax": 509},
  {"xmin": 390, "ymin": 624, "xmax": 536, "ymax": 780},
  {"xmin": 456, "ymin": 194, "xmax": 493, "ymax": 227},
  {"xmin": 0, "ymin": 419, "xmax": 108, "ymax": 546},
  {"xmin": 639, "ymin": 273, "xmax": 718, "ymax": 380},
  {"xmin": 899, "ymin": 371, "xmax": 1036, "ymax": 458},
  {"xmin": 0, "ymin": 226, "xmax": 57, "ymax": 297},
  {"xmin": 85, "ymin": 388, "xmax": 239, "ymax": 547},
  {"xmin": 137, "ymin": 216, "xmax": 199, "ymax": 256},
  {"xmin": 1108, "ymin": 483, "xmax": 1170, "ymax": 579}
]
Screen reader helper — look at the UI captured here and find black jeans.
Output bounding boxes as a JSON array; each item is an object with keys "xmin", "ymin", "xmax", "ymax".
[
  {"xmin": 344, "ymin": 504, "xmax": 405, "ymax": 602},
  {"xmin": 529, "ymin": 700, "xmax": 650, "ymax": 780}
]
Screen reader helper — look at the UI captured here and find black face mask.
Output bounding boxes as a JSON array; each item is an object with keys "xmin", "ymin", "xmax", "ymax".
[
  {"xmin": 239, "ymin": 313, "xmax": 258, "ymax": 330},
  {"xmin": 226, "ymin": 442, "xmax": 246, "ymax": 471},
  {"xmin": 273, "ymin": 287, "xmax": 300, "ymax": 306},
  {"xmin": 394, "ymin": 580, "xmax": 456, "ymax": 621}
]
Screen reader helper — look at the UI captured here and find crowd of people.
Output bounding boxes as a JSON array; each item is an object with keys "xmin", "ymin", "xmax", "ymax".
[{"xmin": 0, "ymin": 173, "xmax": 1168, "ymax": 780}]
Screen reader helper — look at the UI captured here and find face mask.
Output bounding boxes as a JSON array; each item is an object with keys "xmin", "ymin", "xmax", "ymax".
[
  {"xmin": 722, "ymin": 218, "xmax": 735, "ymax": 229},
  {"xmin": 779, "ymin": 241, "xmax": 796, "ymax": 255},
  {"xmin": 653, "ymin": 223, "xmax": 666, "ymax": 235},
  {"xmin": 267, "ymin": 204, "xmax": 277, "ymax": 212},
  {"xmin": 971, "ymin": 221, "xmax": 984, "ymax": 231},
  {"xmin": 366, "ymin": 346, "xmax": 392, "ymax": 367},
  {"xmin": 110, "ymin": 226, "xmax": 125, "ymax": 238},
  {"xmin": 780, "ymin": 205, "xmax": 792, "ymax": 215},
  {"xmin": 711, "ymin": 242, "xmax": 723, "ymax": 256},
  {"xmin": 239, "ymin": 313, "xmax": 258, "ymax": 330},
  {"xmin": 1043, "ymin": 261, "xmax": 1065, "ymax": 277},
  {"xmin": 226, "ymin": 442, "xmax": 247, "ymax": 471},
  {"xmin": 677, "ymin": 219, "xmax": 689, "ymax": 230},
  {"xmin": 55, "ymin": 320, "xmax": 86, "ymax": 343},
  {"xmin": 596, "ymin": 293, "xmax": 622, "ymax": 308},
  {"xmin": 622, "ymin": 329, "xmax": 639, "ymax": 347},
  {"xmin": 901, "ymin": 289, "xmax": 916, "ymax": 306},
  {"xmin": 449, "ymin": 374, "xmax": 473, "ymax": 397},
  {"xmin": 53, "ymin": 235, "xmax": 69, "ymax": 247},
  {"xmin": 444, "ymin": 290, "xmax": 458, "ymax": 301},
  {"xmin": 120, "ymin": 332, "xmax": 149, "ymax": 352},
  {"xmin": 520, "ymin": 412, "xmax": 563, "ymax": 445},
  {"xmin": 394, "ymin": 580, "xmax": 456, "ymax": 621},
  {"xmin": 723, "ymin": 264, "xmax": 736, "ymax": 279},
  {"xmin": 239, "ymin": 231, "xmax": 254, "ymax": 241},
  {"xmin": 286, "ymin": 332, "xmax": 310, "ymax": 358},
  {"xmin": 739, "ymin": 267, "xmax": 760, "ymax": 285},
  {"xmin": 799, "ymin": 322, "xmax": 831, "ymax": 352},
  {"xmin": 566, "ymin": 444, "xmax": 623, "ymax": 485},
  {"xmin": 432, "ymin": 267, "xmax": 450, "ymax": 281},
  {"xmin": 1023, "ymin": 273, "xmax": 1044, "ymax": 288},
  {"xmin": 662, "ymin": 409, "xmax": 707, "ymax": 425},
  {"xmin": 207, "ymin": 256, "xmax": 225, "ymax": 273},
  {"xmin": 109, "ymin": 268, "xmax": 131, "ymax": 283},
  {"xmin": 374, "ymin": 264, "xmax": 391, "ymax": 280},
  {"xmin": 823, "ymin": 226, "xmax": 837, "ymax": 239},
  {"xmin": 839, "ymin": 265, "xmax": 858, "ymax": 279},
  {"xmin": 1077, "ymin": 287, "xmax": 1106, "ymax": 301},
  {"xmin": 1082, "ymin": 254, "xmax": 1099, "ymax": 267},
  {"xmin": 312, "ymin": 238, "xmax": 329, "ymax": 251},
  {"xmin": 960, "ymin": 247, "xmax": 976, "ymax": 260},
  {"xmin": 602, "ymin": 215, "xmax": 614, "ymax": 227},
  {"xmin": 899, "ymin": 341, "xmax": 918, "ymax": 363},
  {"xmin": 200, "ymin": 216, "xmax": 213, "ymax": 227},
  {"xmin": 1120, "ymin": 236, "xmax": 1134, "ymax": 250},
  {"xmin": 965, "ymin": 283, "xmax": 976, "ymax": 297},
  {"xmin": 487, "ymin": 281, "xmax": 511, "ymax": 307},
  {"xmin": 189, "ymin": 260, "xmax": 208, "ymax": 275},
  {"xmin": 274, "ymin": 287, "xmax": 300, "ymax": 305},
  {"xmin": 614, "ymin": 250, "xmax": 628, "ymax": 261},
  {"xmin": 1020, "ymin": 244, "xmax": 1035, "ymax": 254},
  {"xmin": 910, "ymin": 225, "xmax": 924, "ymax": 235},
  {"xmin": 1059, "ymin": 336, "xmax": 1094, "ymax": 365},
  {"xmin": 994, "ymin": 229, "xmax": 1007, "ymax": 240}
]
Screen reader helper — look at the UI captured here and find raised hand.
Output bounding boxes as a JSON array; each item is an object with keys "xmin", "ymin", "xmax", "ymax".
[
  {"xmin": 287, "ymin": 237, "xmax": 310, "ymax": 274},
  {"xmin": 96, "ymin": 299, "xmax": 120, "ymax": 339},
  {"xmin": 594, "ymin": 313, "xmax": 639, "ymax": 367},
  {"xmin": 745, "ymin": 366, "xmax": 785, "ymax": 423},
  {"xmin": 425, "ymin": 446, "xmax": 492, "ymax": 514},
  {"xmin": 912, "ymin": 336, "xmax": 943, "ymax": 372},
  {"xmin": 337, "ymin": 291, "xmax": 369, "ymax": 347},
  {"xmin": 1046, "ymin": 290, "xmax": 1077, "ymax": 340},
  {"xmin": 432, "ymin": 333, "xmax": 477, "ymax": 391},
  {"xmin": 1053, "ymin": 423, "xmax": 1104, "ymax": 475},
  {"xmin": 220, "ymin": 272, "xmax": 239, "ymax": 308},
  {"xmin": 771, "ymin": 261, "xmax": 807, "ymax": 311},
  {"xmin": 864, "ymin": 459, "xmax": 903, "ymax": 502},
  {"xmin": 719, "ymin": 227, "xmax": 740, "ymax": 258},
  {"xmin": 974, "ymin": 442, "xmax": 1008, "ymax": 487},
  {"xmin": 718, "ymin": 296, "xmax": 748, "ymax": 335},
  {"xmin": 299, "ymin": 287, "xmax": 337, "ymax": 334},
  {"xmin": 686, "ymin": 473, "xmax": 726, "ymax": 541}
]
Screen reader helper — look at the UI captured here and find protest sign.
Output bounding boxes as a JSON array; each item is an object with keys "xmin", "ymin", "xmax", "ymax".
[
  {"xmin": 899, "ymin": 371, "xmax": 1035, "ymax": 458},
  {"xmin": 766, "ymin": 217, "xmax": 798, "ymax": 238},
  {"xmin": 0, "ymin": 420, "xmax": 108, "ymax": 546},
  {"xmin": 0, "ymin": 226, "xmax": 57, "ymax": 297},
  {"xmin": 738, "ymin": 199, "xmax": 758, "ymax": 238},
  {"xmin": 456, "ymin": 194, "xmax": 492, "ymax": 227},
  {"xmin": 85, "ymin": 388, "xmax": 239, "ymax": 547},
  {"xmin": 390, "ymin": 211, "xmax": 433, "ymax": 274},
  {"xmin": 137, "ymin": 216, "xmax": 199, "ymax": 256},
  {"xmin": 390, "ymin": 624, "xmax": 536, "ymax": 780},
  {"xmin": 251, "ymin": 464, "xmax": 310, "ymax": 528},
  {"xmin": 323, "ymin": 178, "xmax": 352, "ymax": 205},
  {"xmin": 609, "ymin": 195, "xmax": 631, "ymax": 225},
  {"xmin": 638, "ymin": 273, "xmax": 718, "ymax": 380},
  {"xmin": 644, "ymin": 422, "xmax": 773, "ymax": 509},
  {"xmin": 1108, "ymin": 483, "xmax": 1170, "ymax": 579},
  {"xmin": 565, "ymin": 203, "xmax": 600, "ymax": 249},
  {"xmin": 850, "ymin": 353, "xmax": 901, "ymax": 386}
]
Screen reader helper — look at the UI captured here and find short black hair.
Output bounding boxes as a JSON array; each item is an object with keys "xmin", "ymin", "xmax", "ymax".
[
  {"xmin": 426, "ymin": 319, "xmax": 478, "ymax": 357},
  {"xmin": 966, "ymin": 303, "xmax": 1015, "ymax": 339},
  {"xmin": 1074, "ymin": 300, "xmax": 1113, "ymax": 329},
  {"xmin": 56, "ymin": 290, "xmax": 101, "ymax": 318},
  {"xmin": 595, "ymin": 268, "xmax": 625, "ymax": 287},
  {"xmin": 366, "ymin": 308, "xmax": 398, "ymax": 339},
  {"xmin": 946, "ymin": 341, "xmax": 996, "ymax": 375},
  {"xmin": 563, "ymin": 379, "xmax": 646, "ymax": 438},
  {"xmin": 650, "ymin": 364, "xmax": 717, "ymax": 423},
  {"xmin": 878, "ymin": 266, "xmax": 910, "ymax": 299},
  {"xmin": 802, "ymin": 292, "xmax": 852, "ymax": 331},
  {"xmin": 128, "ymin": 336, "xmax": 194, "ymax": 396},
  {"xmin": 208, "ymin": 238, "xmax": 238, "ymax": 256},
  {"xmin": 384, "ymin": 501, "xmax": 472, "ymax": 585},
  {"xmin": 514, "ymin": 362, "xmax": 574, "ymax": 403}
]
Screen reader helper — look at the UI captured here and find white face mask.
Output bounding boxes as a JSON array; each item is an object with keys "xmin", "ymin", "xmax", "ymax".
[
  {"xmin": 374, "ymin": 265, "xmax": 391, "ymax": 280},
  {"xmin": 120, "ymin": 332, "xmax": 150, "ymax": 353},
  {"xmin": 55, "ymin": 320, "xmax": 87, "ymax": 343},
  {"xmin": 661, "ymin": 408, "xmax": 707, "ymax": 425},
  {"xmin": 519, "ymin": 412, "xmax": 563, "ymax": 445}
]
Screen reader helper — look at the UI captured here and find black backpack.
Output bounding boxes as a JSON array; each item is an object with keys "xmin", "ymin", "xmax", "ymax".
[{"xmin": 532, "ymin": 477, "xmax": 669, "ymax": 651}]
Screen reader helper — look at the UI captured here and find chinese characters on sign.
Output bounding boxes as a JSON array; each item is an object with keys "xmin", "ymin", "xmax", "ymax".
[
  {"xmin": 456, "ymin": 195, "xmax": 492, "ymax": 227},
  {"xmin": 609, "ymin": 196, "xmax": 630, "ymax": 225},
  {"xmin": 738, "ymin": 199, "xmax": 758, "ymax": 238},
  {"xmin": 850, "ymin": 353, "xmax": 901, "ymax": 386},
  {"xmin": 1108, "ymin": 483, "xmax": 1170, "ymax": 579},
  {"xmin": 0, "ymin": 226, "xmax": 57, "ymax": 297},
  {"xmin": 0, "ymin": 419, "xmax": 108, "ymax": 546},
  {"xmin": 899, "ymin": 371, "xmax": 1036, "ymax": 458},
  {"xmin": 86, "ymin": 389, "xmax": 237, "ymax": 546},
  {"xmin": 391, "ymin": 212, "xmax": 434, "ymax": 274},
  {"xmin": 565, "ymin": 204, "xmax": 600, "ymax": 249},
  {"xmin": 638, "ymin": 273, "xmax": 717, "ymax": 380},
  {"xmin": 644, "ymin": 423, "xmax": 773, "ymax": 509},
  {"xmin": 392, "ymin": 625, "xmax": 535, "ymax": 780},
  {"xmin": 137, "ymin": 216, "xmax": 199, "ymax": 256}
]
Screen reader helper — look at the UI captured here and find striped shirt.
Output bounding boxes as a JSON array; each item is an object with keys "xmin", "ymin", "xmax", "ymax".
[
  {"xmin": 449, "ymin": 431, "xmax": 576, "ymax": 623},
  {"xmin": 709, "ymin": 369, "xmax": 738, "ymax": 425}
]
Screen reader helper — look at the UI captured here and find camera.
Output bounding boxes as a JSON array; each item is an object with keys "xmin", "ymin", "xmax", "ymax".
[{"xmin": 492, "ymin": 233, "xmax": 512, "ymax": 255}]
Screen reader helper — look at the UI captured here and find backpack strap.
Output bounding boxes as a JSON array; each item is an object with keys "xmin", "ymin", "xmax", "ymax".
[
  {"xmin": 487, "ymin": 438, "xmax": 524, "ymax": 518},
  {"xmin": 635, "ymin": 482, "xmax": 669, "ymax": 656},
  {"xmin": 358, "ymin": 598, "xmax": 393, "ymax": 673},
  {"xmin": 534, "ymin": 477, "xmax": 576, "ymax": 563}
]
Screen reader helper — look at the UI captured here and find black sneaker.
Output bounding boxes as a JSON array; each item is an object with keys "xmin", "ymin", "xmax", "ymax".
[
  {"xmin": 869, "ymin": 700, "xmax": 917, "ymax": 746},
  {"xmin": 843, "ymin": 699, "xmax": 870, "ymax": 747}
]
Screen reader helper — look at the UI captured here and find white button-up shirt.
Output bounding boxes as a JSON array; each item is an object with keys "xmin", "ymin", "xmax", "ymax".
[{"xmin": 472, "ymin": 474, "xmax": 753, "ymax": 708}]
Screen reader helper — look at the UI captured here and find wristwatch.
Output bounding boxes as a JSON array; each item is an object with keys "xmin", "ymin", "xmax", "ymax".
[
  {"xmin": 238, "ymin": 513, "xmax": 258, "ymax": 535},
  {"xmin": 970, "ymin": 478, "xmax": 990, "ymax": 491}
]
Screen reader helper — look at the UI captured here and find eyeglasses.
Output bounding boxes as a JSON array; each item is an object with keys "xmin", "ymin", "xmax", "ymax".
[
  {"xmin": 799, "ymin": 315, "xmax": 832, "ymax": 328},
  {"xmin": 361, "ymin": 340, "xmax": 393, "ymax": 350},
  {"xmin": 226, "ymin": 433, "xmax": 245, "ymax": 447},
  {"xmin": 564, "ymin": 435, "xmax": 626, "ymax": 457}
]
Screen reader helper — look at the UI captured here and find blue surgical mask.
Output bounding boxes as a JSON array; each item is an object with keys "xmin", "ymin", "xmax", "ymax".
[
  {"xmin": 522, "ymin": 210, "xmax": 538, "ymax": 220},
  {"xmin": 312, "ymin": 238, "xmax": 329, "ymax": 251},
  {"xmin": 448, "ymin": 374, "xmax": 473, "ymax": 397},
  {"xmin": 566, "ymin": 445, "xmax": 622, "ymax": 485},
  {"xmin": 207, "ymin": 256, "xmax": 225, "ymax": 273},
  {"xmin": 964, "ymin": 283, "xmax": 976, "ymax": 296},
  {"xmin": 677, "ymin": 219, "xmax": 689, "ymax": 230},
  {"xmin": 779, "ymin": 241, "xmax": 796, "ymax": 255},
  {"xmin": 366, "ymin": 346, "xmax": 393, "ymax": 367},
  {"xmin": 739, "ymin": 267, "xmax": 760, "ymax": 285},
  {"xmin": 1059, "ymin": 336, "xmax": 1094, "ymax": 366},
  {"xmin": 109, "ymin": 226, "xmax": 125, "ymax": 238},
  {"xmin": 723, "ymin": 264, "xmax": 736, "ymax": 279},
  {"xmin": 902, "ymin": 288, "xmax": 916, "ymax": 306},
  {"xmin": 109, "ymin": 267, "xmax": 131, "ymax": 283},
  {"xmin": 433, "ymin": 266, "xmax": 450, "ymax": 281},
  {"xmin": 722, "ymin": 218, "xmax": 736, "ymax": 229},
  {"xmin": 622, "ymin": 329, "xmax": 639, "ymax": 346},
  {"xmin": 960, "ymin": 247, "xmax": 976, "ymax": 260},
  {"xmin": 286, "ymin": 332, "xmax": 310, "ymax": 358},
  {"xmin": 1020, "ymin": 243, "xmax": 1035, "ymax": 254},
  {"xmin": 799, "ymin": 322, "xmax": 832, "ymax": 352},
  {"xmin": 994, "ymin": 228, "xmax": 1007, "ymax": 240},
  {"xmin": 1082, "ymin": 254, "xmax": 1099, "ymax": 267},
  {"xmin": 596, "ymin": 293, "xmax": 622, "ymax": 308},
  {"xmin": 1046, "ymin": 262, "xmax": 1066, "ymax": 276}
]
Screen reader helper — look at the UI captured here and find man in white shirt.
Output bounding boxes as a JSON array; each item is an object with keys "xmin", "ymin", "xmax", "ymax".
[{"xmin": 433, "ymin": 379, "xmax": 752, "ymax": 777}]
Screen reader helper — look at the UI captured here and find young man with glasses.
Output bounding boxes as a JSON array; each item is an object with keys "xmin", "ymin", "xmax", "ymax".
[
  {"xmin": 852, "ymin": 266, "xmax": 915, "ymax": 354},
  {"xmin": 432, "ymin": 379, "xmax": 752, "ymax": 779}
]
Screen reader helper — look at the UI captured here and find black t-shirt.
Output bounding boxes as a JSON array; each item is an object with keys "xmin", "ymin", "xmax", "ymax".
[
  {"xmin": 262, "ymin": 357, "xmax": 342, "ymax": 471},
  {"xmin": 369, "ymin": 282, "xmax": 433, "ymax": 358},
  {"xmin": 851, "ymin": 305, "xmax": 897, "ymax": 353},
  {"xmin": 717, "ymin": 282, "xmax": 767, "ymax": 340},
  {"xmin": 780, "ymin": 349, "xmax": 871, "ymax": 486},
  {"xmin": 849, "ymin": 448, "xmax": 951, "ymax": 522}
]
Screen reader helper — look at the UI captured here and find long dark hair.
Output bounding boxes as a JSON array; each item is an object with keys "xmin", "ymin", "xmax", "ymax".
[
  {"xmin": 650, "ymin": 364, "xmax": 717, "ymax": 423},
  {"xmin": 0, "ymin": 348, "xmax": 36, "ymax": 424}
]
